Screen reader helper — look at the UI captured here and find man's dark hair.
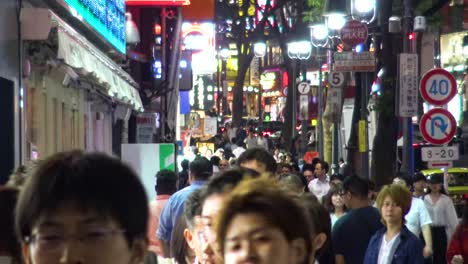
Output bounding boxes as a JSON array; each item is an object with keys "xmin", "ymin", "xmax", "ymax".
[
  {"xmin": 202, "ymin": 168, "xmax": 260, "ymax": 201},
  {"xmin": 156, "ymin": 169, "xmax": 177, "ymax": 195},
  {"xmin": 236, "ymin": 147, "xmax": 277, "ymax": 173},
  {"xmin": 317, "ymin": 160, "xmax": 329, "ymax": 174},
  {"xmin": 210, "ymin": 156, "xmax": 221, "ymax": 167},
  {"xmin": 342, "ymin": 175, "xmax": 369, "ymax": 198},
  {"xmin": 184, "ymin": 188, "xmax": 205, "ymax": 229},
  {"xmin": 312, "ymin": 158, "xmax": 321, "ymax": 167},
  {"xmin": 181, "ymin": 159, "xmax": 189, "ymax": 170},
  {"xmin": 15, "ymin": 151, "xmax": 148, "ymax": 246},
  {"xmin": 189, "ymin": 156, "xmax": 213, "ymax": 181},
  {"xmin": 302, "ymin": 163, "xmax": 315, "ymax": 173}
]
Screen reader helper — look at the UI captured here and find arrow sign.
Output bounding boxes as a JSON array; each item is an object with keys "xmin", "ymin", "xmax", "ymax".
[{"xmin": 420, "ymin": 108, "xmax": 457, "ymax": 145}]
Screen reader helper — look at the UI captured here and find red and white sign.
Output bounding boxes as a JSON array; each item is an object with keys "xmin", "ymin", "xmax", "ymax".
[
  {"xmin": 420, "ymin": 108, "xmax": 457, "ymax": 145},
  {"xmin": 340, "ymin": 20, "xmax": 368, "ymax": 47},
  {"xmin": 428, "ymin": 161, "xmax": 453, "ymax": 169},
  {"xmin": 420, "ymin": 68, "xmax": 457, "ymax": 106}
]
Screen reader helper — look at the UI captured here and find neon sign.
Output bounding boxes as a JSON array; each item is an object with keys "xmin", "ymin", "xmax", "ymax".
[{"xmin": 65, "ymin": 0, "xmax": 126, "ymax": 53}]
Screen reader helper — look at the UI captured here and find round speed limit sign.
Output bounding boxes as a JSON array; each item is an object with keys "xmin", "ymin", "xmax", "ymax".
[{"xmin": 329, "ymin": 72, "xmax": 345, "ymax": 87}]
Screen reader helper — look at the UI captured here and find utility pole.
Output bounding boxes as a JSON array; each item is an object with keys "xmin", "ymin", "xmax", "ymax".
[
  {"xmin": 317, "ymin": 49, "xmax": 324, "ymax": 160},
  {"xmin": 401, "ymin": 0, "xmax": 415, "ymax": 178}
]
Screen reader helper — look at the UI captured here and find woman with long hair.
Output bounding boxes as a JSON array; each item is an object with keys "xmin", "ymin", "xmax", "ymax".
[
  {"xmin": 323, "ymin": 184, "xmax": 347, "ymax": 229},
  {"xmin": 446, "ymin": 194, "xmax": 468, "ymax": 264},
  {"xmin": 423, "ymin": 174, "xmax": 458, "ymax": 264}
]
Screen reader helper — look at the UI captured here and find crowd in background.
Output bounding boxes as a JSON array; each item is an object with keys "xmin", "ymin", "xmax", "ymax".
[{"xmin": 0, "ymin": 144, "xmax": 467, "ymax": 264}]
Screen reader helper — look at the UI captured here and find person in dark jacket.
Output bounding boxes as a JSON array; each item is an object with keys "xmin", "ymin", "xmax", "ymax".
[{"xmin": 364, "ymin": 184, "xmax": 424, "ymax": 264}]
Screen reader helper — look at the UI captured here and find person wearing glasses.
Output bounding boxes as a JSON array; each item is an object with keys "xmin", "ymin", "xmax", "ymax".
[
  {"xmin": 364, "ymin": 184, "xmax": 424, "ymax": 264},
  {"xmin": 15, "ymin": 151, "xmax": 148, "ymax": 264}
]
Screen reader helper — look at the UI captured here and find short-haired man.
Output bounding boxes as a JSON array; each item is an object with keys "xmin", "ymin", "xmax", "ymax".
[
  {"xmin": 183, "ymin": 188, "xmax": 205, "ymax": 264},
  {"xmin": 157, "ymin": 157, "xmax": 213, "ymax": 256},
  {"xmin": 332, "ymin": 176, "xmax": 383, "ymax": 264},
  {"xmin": 308, "ymin": 160, "xmax": 330, "ymax": 202},
  {"xmin": 148, "ymin": 169, "xmax": 177, "ymax": 256},
  {"xmin": 236, "ymin": 147, "xmax": 277, "ymax": 174},
  {"xmin": 302, "ymin": 163, "xmax": 315, "ymax": 184},
  {"xmin": 412, "ymin": 172, "xmax": 427, "ymax": 198},
  {"xmin": 15, "ymin": 151, "xmax": 148, "ymax": 264},
  {"xmin": 393, "ymin": 175, "xmax": 433, "ymax": 259},
  {"xmin": 199, "ymin": 168, "xmax": 261, "ymax": 264}
]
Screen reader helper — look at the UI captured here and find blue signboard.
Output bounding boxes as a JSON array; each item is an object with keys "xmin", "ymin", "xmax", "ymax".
[{"xmin": 65, "ymin": 0, "xmax": 126, "ymax": 53}]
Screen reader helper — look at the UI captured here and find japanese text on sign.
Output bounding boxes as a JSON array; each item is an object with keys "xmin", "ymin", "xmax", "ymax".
[{"xmin": 398, "ymin": 54, "xmax": 419, "ymax": 117}]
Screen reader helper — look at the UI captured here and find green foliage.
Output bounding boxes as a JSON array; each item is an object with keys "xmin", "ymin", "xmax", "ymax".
[
  {"xmin": 415, "ymin": 0, "xmax": 442, "ymax": 28},
  {"xmin": 303, "ymin": 0, "xmax": 323, "ymax": 23}
]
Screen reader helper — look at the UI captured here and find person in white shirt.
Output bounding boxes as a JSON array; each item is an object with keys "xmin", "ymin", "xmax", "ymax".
[
  {"xmin": 392, "ymin": 175, "xmax": 433, "ymax": 259},
  {"xmin": 308, "ymin": 160, "xmax": 330, "ymax": 203},
  {"xmin": 256, "ymin": 132, "xmax": 269, "ymax": 151},
  {"xmin": 424, "ymin": 173, "xmax": 459, "ymax": 264}
]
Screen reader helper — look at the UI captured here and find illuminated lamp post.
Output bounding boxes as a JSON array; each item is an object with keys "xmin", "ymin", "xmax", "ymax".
[
  {"xmin": 350, "ymin": 0, "xmax": 376, "ymax": 179},
  {"xmin": 323, "ymin": 0, "xmax": 347, "ymax": 32},
  {"xmin": 254, "ymin": 41, "xmax": 267, "ymax": 130},
  {"xmin": 287, "ymin": 40, "xmax": 312, "ymax": 158},
  {"xmin": 309, "ymin": 24, "xmax": 329, "ymax": 160}
]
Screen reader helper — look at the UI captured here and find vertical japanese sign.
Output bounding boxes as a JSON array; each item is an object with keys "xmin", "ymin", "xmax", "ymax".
[{"xmin": 398, "ymin": 53, "xmax": 419, "ymax": 117}]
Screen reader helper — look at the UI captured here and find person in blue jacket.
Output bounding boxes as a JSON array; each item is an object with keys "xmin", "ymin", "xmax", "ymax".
[{"xmin": 364, "ymin": 184, "xmax": 424, "ymax": 264}]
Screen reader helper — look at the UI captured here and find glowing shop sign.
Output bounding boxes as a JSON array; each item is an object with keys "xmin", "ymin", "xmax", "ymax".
[
  {"xmin": 65, "ymin": 0, "xmax": 126, "ymax": 53},
  {"xmin": 260, "ymin": 72, "xmax": 279, "ymax": 90}
]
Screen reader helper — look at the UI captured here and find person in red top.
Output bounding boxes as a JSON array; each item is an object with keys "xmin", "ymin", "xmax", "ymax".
[
  {"xmin": 447, "ymin": 194, "xmax": 468, "ymax": 264},
  {"xmin": 148, "ymin": 169, "xmax": 177, "ymax": 256}
]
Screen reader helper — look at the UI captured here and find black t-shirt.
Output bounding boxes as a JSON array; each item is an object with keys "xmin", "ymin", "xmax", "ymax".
[{"xmin": 332, "ymin": 206, "xmax": 383, "ymax": 264}]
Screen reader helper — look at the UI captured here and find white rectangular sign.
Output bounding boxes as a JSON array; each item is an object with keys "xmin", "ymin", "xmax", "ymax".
[
  {"xmin": 333, "ymin": 52, "xmax": 375, "ymax": 72},
  {"xmin": 421, "ymin": 145, "xmax": 459, "ymax": 161},
  {"xmin": 299, "ymin": 95, "xmax": 309, "ymax": 120},
  {"xmin": 203, "ymin": 117, "xmax": 218, "ymax": 135},
  {"xmin": 399, "ymin": 53, "xmax": 419, "ymax": 117}
]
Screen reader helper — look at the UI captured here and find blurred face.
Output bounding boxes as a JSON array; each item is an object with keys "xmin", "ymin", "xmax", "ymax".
[
  {"xmin": 200, "ymin": 194, "xmax": 225, "ymax": 264},
  {"xmin": 331, "ymin": 194, "xmax": 344, "ymax": 209},
  {"xmin": 280, "ymin": 166, "xmax": 291, "ymax": 175},
  {"xmin": 413, "ymin": 180, "xmax": 426, "ymax": 192},
  {"xmin": 392, "ymin": 177, "xmax": 406, "ymax": 187},
  {"xmin": 223, "ymin": 213, "xmax": 305, "ymax": 264},
  {"xmin": 315, "ymin": 164, "xmax": 325, "ymax": 180},
  {"xmin": 22, "ymin": 202, "xmax": 145, "ymax": 264},
  {"xmin": 428, "ymin": 183, "xmax": 441, "ymax": 193},
  {"xmin": 380, "ymin": 196, "xmax": 403, "ymax": 226},
  {"xmin": 219, "ymin": 160, "xmax": 229, "ymax": 171},
  {"xmin": 186, "ymin": 216, "xmax": 205, "ymax": 264},
  {"xmin": 303, "ymin": 170, "xmax": 314, "ymax": 184}
]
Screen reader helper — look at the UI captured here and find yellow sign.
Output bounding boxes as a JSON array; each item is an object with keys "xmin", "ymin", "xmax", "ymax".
[{"xmin": 359, "ymin": 120, "xmax": 366, "ymax": 153}]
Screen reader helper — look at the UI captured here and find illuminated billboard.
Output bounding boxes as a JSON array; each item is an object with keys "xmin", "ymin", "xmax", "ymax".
[
  {"xmin": 65, "ymin": 0, "xmax": 126, "ymax": 53},
  {"xmin": 126, "ymin": 0, "xmax": 190, "ymax": 6}
]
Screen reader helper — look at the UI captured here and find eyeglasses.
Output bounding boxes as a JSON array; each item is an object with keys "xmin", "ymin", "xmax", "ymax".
[{"xmin": 25, "ymin": 228, "xmax": 126, "ymax": 253}]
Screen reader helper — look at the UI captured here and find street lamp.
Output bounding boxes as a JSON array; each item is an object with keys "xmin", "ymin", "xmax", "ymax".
[
  {"xmin": 309, "ymin": 23, "xmax": 329, "ymax": 161},
  {"xmin": 351, "ymin": 0, "xmax": 377, "ymax": 24},
  {"xmin": 323, "ymin": 0, "xmax": 347, "ymax": 30},
  {"xmin": 287, "ymin": 40, "xmax": 312, "ymax": 158},
  {"xmin": 254, "ymin": 41, "xmax": 267, "ymax": 130}
]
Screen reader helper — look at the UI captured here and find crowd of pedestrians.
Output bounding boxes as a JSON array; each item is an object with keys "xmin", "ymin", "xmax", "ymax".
[{"xmin": 0, "ymin": 144, "xmax": 467, "ymax": 264}]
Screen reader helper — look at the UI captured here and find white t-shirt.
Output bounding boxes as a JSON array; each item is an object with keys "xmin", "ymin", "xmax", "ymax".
[
  {"xmin": 308, "ymin": 178, "xmax": 330, "ymax": 202},
  {"xmin": 405, "ymin": 197, "xmax": 432, "ymax": 237},
  {"xmin": 423, "ymin": 194, "xmax": 459, "ymax": 240},
  {"xmin": 377, "ymin": 233, "xmax": 400, "ymax": 264}
]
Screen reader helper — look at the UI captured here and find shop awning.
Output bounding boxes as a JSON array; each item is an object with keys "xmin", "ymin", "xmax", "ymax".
[
  {"xmin": 22, "ymin": 8, "xmax": 144, "ymax": 112},
  {"xmin": 55, "ymin": 18, "xmax": 143, "ymax": 111}
]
